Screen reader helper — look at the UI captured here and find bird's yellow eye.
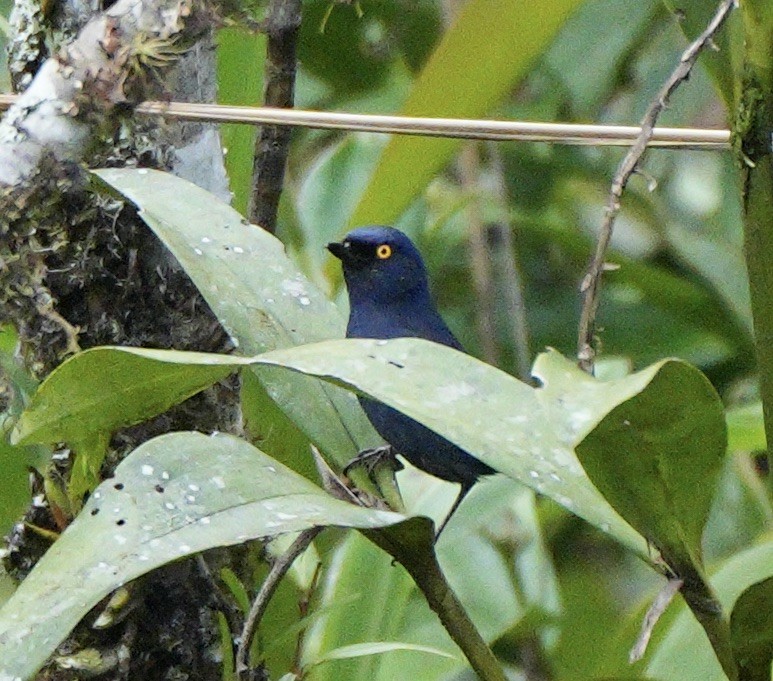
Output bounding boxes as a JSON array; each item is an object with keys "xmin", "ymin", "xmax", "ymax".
[{"xmin": 376, "ymin": 244, "xmax": 392, "ymax": 259}]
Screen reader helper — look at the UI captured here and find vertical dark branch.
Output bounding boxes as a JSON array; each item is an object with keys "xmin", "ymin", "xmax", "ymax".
[{"xmin": 248, "ymin": 0, "xmax": 302, "ymax": 233}]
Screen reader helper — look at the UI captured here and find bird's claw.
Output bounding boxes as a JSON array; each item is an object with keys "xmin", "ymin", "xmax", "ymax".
[{"xmin": 343, "ymin": 445, "xmax": 403, "ymax": 479}]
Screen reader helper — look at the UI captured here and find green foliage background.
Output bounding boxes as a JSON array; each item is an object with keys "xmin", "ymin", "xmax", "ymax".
[{"xmin": 1, "ymin": 0, "xmax": 771, "ymax": 680}]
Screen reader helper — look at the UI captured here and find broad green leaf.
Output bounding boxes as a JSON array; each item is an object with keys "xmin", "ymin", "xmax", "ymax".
[
  {"xmin": 92, "ymin": 168, "xmax": 378, "ymax": 467},
  {"xmin": 349, "ymin": 0, "xmax": 585, "ymax": 227},
  {"xmin": 12, "ymin": 347, "xmax": 243, "ymax": 445},
  {"xmin": 9, "ymin": 342, "xmax": 648, "ymax": 554},
  {"xmin": 0, "ymin": 431, "xmax": 404, "ymax": 680},
  {"xmin": 254, "ymin": 339, "xmax": 651, "ymax": 557},
  {"xmin": 729, "ymin": 577, "xmax": 773, "ymax": 681},
  {"xmin": 216, "ymin": 27, "xmax": 265, "ymax": 215},
  {"xmin": 576, "ymin": 360, "xmax": 727, "ymax": 572},
  {"xmin": 648, "ymin": 540, "xmax": 773, "ymax": 681}
]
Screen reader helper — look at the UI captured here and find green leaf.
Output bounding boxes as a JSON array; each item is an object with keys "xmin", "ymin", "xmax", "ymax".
[
  {"xmin": 661, "ymin": 0, "xmax": 740, "ymax": 107},
  {"xmin": 544, "ymin": 0, "xmax": 662, "ymax": 117},
  {"xmin": 253, "ymin": 339, "xmax": 651, "ymax": 557},
  {"xmin": 0, "ymin": 431, "xmax": 404, "ymax": 680},
  {"xmin": 12, "ymin": 347, "xmax": 241, "ymax": 445},
  {"xmin": 11, "ymin": 341, "xmax": 648, "ymax": 554},
  {"xmin": 575, "ymin": 360, "xmax": 727, "ymax": 572},
  {"xmin": 241, "ymin": 369, "xmax": 316, "ymax": 480},
  {"xmin": 726, "ymin": 403, "xmax": 766, "ymax": 452},
  {"xmin": 91, "ymin": 168, "xmax": 378, "ymax": 467},
  {"xmin": 216, "ymin": 27, "xmax": 265, "ymax": 216},
  {"xmin": 648, "ymin": 540, "xmax": 773, "ymax": 681},
  {"xmin": 311, "ymin": 641, "xmax": 458, "ymax": 666},
  {"xmin": 729, "ymin": 577, "xmax": 773, "ymax": 681},
  {"xmin": 67, "ymin": 433, "xmax": 109, "ymax": 506},
  {"xmin": 0, "ymin": 435, "xmax": 38, "ymax": 540},
  {"xmin": 349, "ymin": 0, "xmax": 586, "ymax": 227}
]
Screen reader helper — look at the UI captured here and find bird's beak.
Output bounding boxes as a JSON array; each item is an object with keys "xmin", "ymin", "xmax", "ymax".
[{"xmin": 326, "ymin": 241, "xmax": 347, "ymax": 260}]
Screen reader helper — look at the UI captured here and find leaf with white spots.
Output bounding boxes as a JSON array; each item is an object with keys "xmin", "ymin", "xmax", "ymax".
[
  {"xmin": 251, "ymin": 339, "xmax": 649, "ymax": 557},
  {"xmin": 0, "ymin": 432, "xmax": 404, "ymax": 680},
  {"xmin": 252, "ymin": 339, "xmax": 724, "ymax": 561},
  {"xmin": 91, "ymin": 168, "xmax": 377, "ymax": 467}
]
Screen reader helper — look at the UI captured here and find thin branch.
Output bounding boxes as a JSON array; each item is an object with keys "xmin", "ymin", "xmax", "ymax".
[
  {"xmin": 629, "ymin": 576, "xmax": 683, "ymax": 662},
  {"xmin": 248, "ymin": 0, "xmax": 301, "ymax": 233},
  {"xmin": 0, "ymin": 94, "xmax": 732, "ymax": 148},
  {"xmin": 459, "ymin": 142, "xmax": 500, "ymax": 365},
  {"xmin": 235, "ymin": 527, "xmax": 322, "ymax": 679},
  {"xmin": 488, "ymin": 143, "xmax": 532, "ymax": 381},
  {"xmin": 576, "ymin": 0, "xmax": 738, "ymax": 371}
]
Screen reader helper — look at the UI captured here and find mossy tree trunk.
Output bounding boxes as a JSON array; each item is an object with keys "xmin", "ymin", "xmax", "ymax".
[{"xmin": 0, "ymin": 0, "xmax": 249, "ymax": 678}]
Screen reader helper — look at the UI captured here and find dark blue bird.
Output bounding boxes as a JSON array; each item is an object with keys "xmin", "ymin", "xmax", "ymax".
[{"xmin": 327, "ymin": 226, "xmax": 494, "ymax": 536}]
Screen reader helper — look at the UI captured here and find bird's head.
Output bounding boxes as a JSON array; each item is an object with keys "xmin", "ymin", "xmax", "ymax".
[{"xmin": 327, "ymin": 226, "xmax": 430, "ymax": 305}]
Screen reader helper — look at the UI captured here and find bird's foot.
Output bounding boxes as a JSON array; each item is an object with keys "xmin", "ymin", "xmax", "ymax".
[{"xmin": 343, "ymin": 445, "xmax": 403, "ymax": 479}]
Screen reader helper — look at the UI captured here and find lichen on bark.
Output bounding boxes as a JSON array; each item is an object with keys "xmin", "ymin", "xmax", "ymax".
[{"xmin": 0, "ymin": 0, "xmax": 250, "ymax": 677}]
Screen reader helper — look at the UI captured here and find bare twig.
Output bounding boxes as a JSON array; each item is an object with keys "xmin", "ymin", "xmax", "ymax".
[
  {"xmin": 248, "ymin": 0, "xmax": 301, "ymax": 233},
  {"xmin": 488, "ymin": 143, "xmax": 532, "ymax": 381},
  {"xmin": 459, "ymin": 143, "xmax": 500, "ymax": 365},
  {"xmin": 0, "ymin": 94, "xmax": 731, "ymax": 147},
  {"xmin": 576, "ymin": 0, "xmax": 738, "ymax": 371},
  {"xmin": 235, "ymin": 527, "xmax": 322, "ymax": 679},
  {"xmin": 629, "ymin": 576, "xmax": 684, "ymax": 662}
]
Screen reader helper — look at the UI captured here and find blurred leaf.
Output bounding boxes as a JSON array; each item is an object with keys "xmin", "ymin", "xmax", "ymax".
[
  {"xmin": 576, "ymin": 360, "xmax": 726, "ymax": 572},
  {"xmin": 0, "ymin": 432, "xmax": 404, "ymax": 680},
  {"xmin": 297, "ymin": 134, "xmax": 387, "ymax": 275},
  {"xmin": 661, "ymin": 0, "xmax": 740, "ymax": 108},
  {"xmin": 92, "ymin": 168, "xmax": 378, "ymax": 468},
  {"xmin": 216, "ymin": 27, "xmax": 264, "ymax": 215},
  {"xmin": 729, "ymin": 577, "xmax": 773, "ymax": 681},
  {"xmin": 648, "ymin": 540, "xmax": 773, "ymax": 680},
  {"xmin": 702, "ymin": 456, "xmax": 771, "ymax": 564},
  {"xmin": 726, "ymin": 403, "xmax": 765, "ymax": 452},
  {"xmin": 303, "ymin": 531, "xmax": 420, "ymax": 681},
  {"xmin": 350, "ymin": 0, "xmax": 586, "ymax": 227},
  {"xmin": 311, "ymin": 641, "xmax": 457, "ymax": 666},
  {"xmin": 544, "ymin": 0, "xmax": 662, "ymax": 116},
  {"xmin": 298, "ymin": 0, "xmax": 442, "ymax": 95},
  {"xmin": 521, "ymin": 214, "xmax": 748, "ymax": 356}
]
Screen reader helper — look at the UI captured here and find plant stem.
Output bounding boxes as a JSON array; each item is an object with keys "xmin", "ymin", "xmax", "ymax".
[
  {"xmin": 367, "ymin": 522, "xmax": 507, "ymax": 681},
  {"xmin": 735, "ymin": 0, "xmax": 773, "ymax": 499}
]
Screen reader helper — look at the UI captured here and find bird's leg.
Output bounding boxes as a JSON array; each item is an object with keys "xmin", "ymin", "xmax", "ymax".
[
  {"xmin": 435, "ymin": 481, "xmax": 474, "ymax": 540},
  {"xmin": 343, "ymin": 445, "xmax": 403, "ymax": 480}
]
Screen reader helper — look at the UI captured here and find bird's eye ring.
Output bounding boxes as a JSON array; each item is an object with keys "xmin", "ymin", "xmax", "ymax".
[{"xmin": 376, "ymin": 244, "xmax": 392, "ymax": 259}]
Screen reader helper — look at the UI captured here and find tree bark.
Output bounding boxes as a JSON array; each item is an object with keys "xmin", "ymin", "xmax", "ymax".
[{"xmin": 0, "ymin": 0, "xmax": 246, "ymax": 678}]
